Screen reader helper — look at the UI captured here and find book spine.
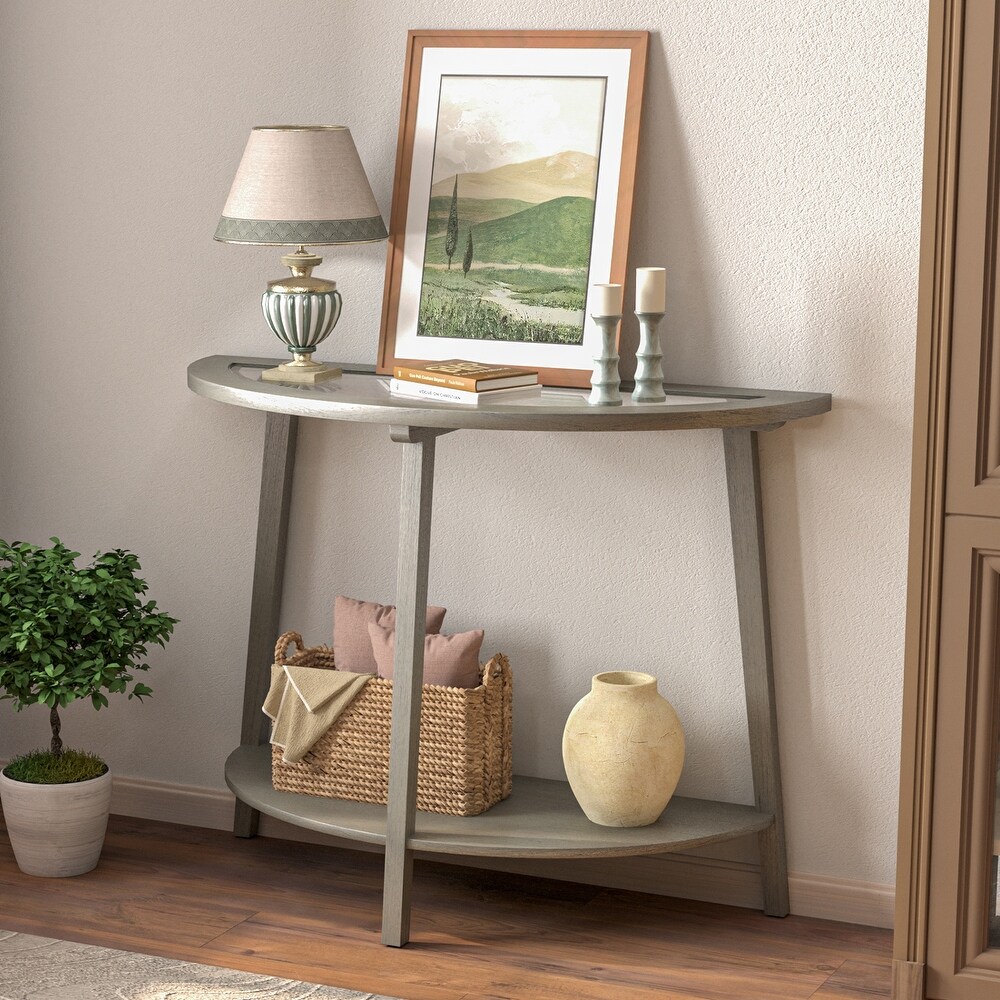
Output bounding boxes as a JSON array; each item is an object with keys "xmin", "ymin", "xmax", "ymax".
[
  {"xmin": 390, "ymin": 379, "xmax": 477, "ymax": 403},
  {"xmin": 393, "ymin": 367, "xmax": 482, "ymax": 391}
]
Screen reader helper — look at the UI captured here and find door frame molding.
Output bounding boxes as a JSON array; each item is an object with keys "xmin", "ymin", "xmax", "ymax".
[{"xmin": 894, "ymin": 0, "xmax": 964, "ymax": 995}]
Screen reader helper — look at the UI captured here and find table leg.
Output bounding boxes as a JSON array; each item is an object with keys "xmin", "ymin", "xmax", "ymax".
[
  {"xmin": 234, "ymin": 412, "xmax": 299, "ymax": 838},
  {"xmin": 382, "ymin": 426, "xmax": 439, "ymax": 946},
  {"xmin": 722, "ymin": 427, "xmax": 791, "ymax": 916}
]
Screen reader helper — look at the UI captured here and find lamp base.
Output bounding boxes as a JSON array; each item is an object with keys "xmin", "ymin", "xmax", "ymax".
[
  {"xmin": 261, "ymin": 360, "xmax": 342, "ymax": 384},
  {"xmin": 259, "ymin": 249, "xmax": 344, "ymax": 385}
]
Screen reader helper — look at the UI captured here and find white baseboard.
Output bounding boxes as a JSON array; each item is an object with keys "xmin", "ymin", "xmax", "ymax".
[
  {"xmin": 111, "ymin": 773, "xmax": 236, "ymax": 830},
  {"xmin": 104, "ymin": 772, "xmax": 895, "ymax": 929},
  {"xmin": 789, "ymin": 870, "xmax": 895, "ymax": 928}
]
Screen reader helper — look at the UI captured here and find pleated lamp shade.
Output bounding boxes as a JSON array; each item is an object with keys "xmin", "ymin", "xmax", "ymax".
[{"xmin": 214, "ymin": 125, "xmax": 387, "ymax": 246}]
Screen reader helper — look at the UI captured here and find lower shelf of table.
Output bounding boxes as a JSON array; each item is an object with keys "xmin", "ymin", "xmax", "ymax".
[{"xmin": 227, "ymin": 745, "xmax": 773, "ymax": 859}]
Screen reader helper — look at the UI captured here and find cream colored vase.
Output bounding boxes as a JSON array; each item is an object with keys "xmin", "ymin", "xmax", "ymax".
[
  {"xmin": 562, "ymin": 671, "xmax": 685, "ymax": 827},
  {"xmin": 0, "ymin": 768, "xmax": 112, "ymax": 877}
]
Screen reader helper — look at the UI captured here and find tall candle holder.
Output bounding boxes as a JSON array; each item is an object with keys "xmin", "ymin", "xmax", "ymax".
[
  {"xmin": 589, "ymin": 314, "xmax": 623, "ymax": 406},
  {"xmin": 633, "ymin": 311, "xmax": 667, "ymax": 403}
]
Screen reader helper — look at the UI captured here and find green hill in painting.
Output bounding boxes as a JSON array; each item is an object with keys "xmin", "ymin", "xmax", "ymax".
[
  {"xmin": 425, "ymin": 196, "xmax": 596, "ymax": 269},
  {"xmin": 425, "ymin": 196, "xmax": 533, "ymax": 238},
  {"xmin": 430, "ymin": 151, "xmax": 598, "ymax": 204}
]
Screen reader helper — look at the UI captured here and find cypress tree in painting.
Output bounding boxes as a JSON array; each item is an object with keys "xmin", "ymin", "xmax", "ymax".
[
  {"xmin": 445, "ymin": 176, "xmax": 459, "ymax": 270},
  {"xmin": 463, "ymin": 227, "xmax": 473, "ymax": 277}
]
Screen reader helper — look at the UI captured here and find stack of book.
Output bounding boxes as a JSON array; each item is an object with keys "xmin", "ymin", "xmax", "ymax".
[{"xmin": 390, "ymin": 360, "xmax": 541, "ymax": 405}]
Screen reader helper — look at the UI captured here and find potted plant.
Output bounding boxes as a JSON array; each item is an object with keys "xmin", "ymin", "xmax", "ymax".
[{"xmin": 0, "ymin": 538, "xmax": 176, "ymax": 877}]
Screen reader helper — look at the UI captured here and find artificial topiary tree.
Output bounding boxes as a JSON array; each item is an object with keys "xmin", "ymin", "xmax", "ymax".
[{"xmin": 0, "ymin": 538, "xmax": 177, "ymax": 768}]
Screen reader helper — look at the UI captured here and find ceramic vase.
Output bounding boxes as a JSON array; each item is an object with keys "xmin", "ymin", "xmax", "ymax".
[
  {"xmin": 0, "ymin": 767, "xmax": 112, "ymax": 877},
  {"xmin": 562, "ymin": 671, "xmax": 685, "ymax": 827}
]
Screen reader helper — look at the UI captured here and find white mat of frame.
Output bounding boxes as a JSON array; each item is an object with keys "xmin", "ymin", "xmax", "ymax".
[{"xmin": 0, "ymin": 929, "xmax": 399, "ymax": 1000}]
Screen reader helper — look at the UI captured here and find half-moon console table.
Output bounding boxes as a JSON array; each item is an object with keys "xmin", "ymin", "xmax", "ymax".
[{"xmin": 187, "ymin": 355, "xmax": 831, "ymax": 948}]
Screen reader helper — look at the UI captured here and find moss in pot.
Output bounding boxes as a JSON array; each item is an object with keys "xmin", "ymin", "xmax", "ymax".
[{"xmin": 0, "ymin": 538, "xmax": 176, "ymax": 876}]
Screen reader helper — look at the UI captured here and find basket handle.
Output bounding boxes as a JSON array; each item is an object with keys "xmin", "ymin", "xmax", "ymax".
[
  {"xmin": 274, "ymin": 631, "xmax": 304, "ymax": 665},
  {"xmin": 481, "ymin": 654, "xmax": 507, "ymax": 687}
]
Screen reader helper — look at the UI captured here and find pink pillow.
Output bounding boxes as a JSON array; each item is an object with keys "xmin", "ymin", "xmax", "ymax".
[
  {"xmin": 334, "ymin": 595, "xmax": 446, "ymax": 674},
  {"xmin": 368, "ymin": 622, "xmax": 485, "ymax": 689}
]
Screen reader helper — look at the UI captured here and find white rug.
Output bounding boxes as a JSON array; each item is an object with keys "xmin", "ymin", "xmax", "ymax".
[{"xmin": 0, "ymin": 929, "xmax": 401, "ymax": 1000}]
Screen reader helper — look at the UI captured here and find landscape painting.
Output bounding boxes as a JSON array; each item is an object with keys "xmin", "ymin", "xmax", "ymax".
[
  {"xmin": 379, "ymin": 32, "xmax": 648, "ymax": 387},
  {"xmin": 415, "ymin": 75, "xmax": 607, "ymax": 346}
]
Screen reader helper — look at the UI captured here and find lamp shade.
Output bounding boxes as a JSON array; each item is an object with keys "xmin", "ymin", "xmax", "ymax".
[{"xmin": 215, "ymin": 125, "xmax": 387, "ymax": 246}]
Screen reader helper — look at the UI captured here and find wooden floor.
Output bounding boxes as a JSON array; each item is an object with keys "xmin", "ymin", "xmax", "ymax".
[{"xmin": 0, "ymin": 814, "xmax": 892, "ymax": 1000}]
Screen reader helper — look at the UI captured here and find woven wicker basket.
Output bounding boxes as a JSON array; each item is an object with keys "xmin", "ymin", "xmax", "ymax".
[{"xmin": 270, "ymin": 631, "xmax": 513, "ymax": 817}]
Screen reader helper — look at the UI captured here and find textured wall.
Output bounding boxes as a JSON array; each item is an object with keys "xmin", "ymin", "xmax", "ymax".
[{"xmin": 0, "ymin": 1, "xmax": 925, "ymax": 888}]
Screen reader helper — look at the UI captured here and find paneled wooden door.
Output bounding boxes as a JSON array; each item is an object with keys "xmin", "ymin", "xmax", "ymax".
[
  {"xmin": 925, "ymin": 519, "xmax": 1000, "ymax": 997},
  {"xmin": 895, "ymin": 2, "xmax": 1000, "ymax": 998}
]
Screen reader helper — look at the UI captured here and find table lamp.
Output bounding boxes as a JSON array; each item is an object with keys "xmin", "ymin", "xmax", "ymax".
[{"xmin": 215, "ymin": 125, "xmax": 387, "ymax": 383}]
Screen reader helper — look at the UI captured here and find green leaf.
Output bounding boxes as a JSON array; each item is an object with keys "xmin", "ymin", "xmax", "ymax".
[{"xmin": 0, "ymin": 537, "xmax": 175, "ymax": 714}]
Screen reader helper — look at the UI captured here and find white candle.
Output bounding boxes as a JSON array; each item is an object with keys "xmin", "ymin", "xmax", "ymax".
[
  {"xmin": 591, "ymin": 283, "xmax": 623, "ymax": 317},
  {"xmin": 636, "ymin": 267, "xmax": 666, "ymax": 314}
]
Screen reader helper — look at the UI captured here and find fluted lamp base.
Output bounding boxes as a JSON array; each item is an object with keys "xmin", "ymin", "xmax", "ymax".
[{"xmin": 259, "ymin": 247, "xmax": 344, "ymax": 384}]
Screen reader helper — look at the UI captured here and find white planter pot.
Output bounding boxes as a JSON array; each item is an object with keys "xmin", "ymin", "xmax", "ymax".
[
  {"xmin": 562, "ymin": 671, "xmax": 685, "ymax": 827},
  {"xmin": 0, "ymin": 767, "xmax": 112, "ymax": 877}
]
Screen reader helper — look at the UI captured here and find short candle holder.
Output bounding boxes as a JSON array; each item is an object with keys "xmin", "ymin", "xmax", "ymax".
[
  {"xmin": 589, "ymin": 314, "xmax": 623, "ymax": 406},
  {"xmin": 633, "ymin": 311, "xmax": 667, "ymax": 403}
]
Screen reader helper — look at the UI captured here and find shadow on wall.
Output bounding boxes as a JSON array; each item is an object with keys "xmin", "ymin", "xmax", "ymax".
[{"xmin": 621, "ymin": 32, "xmax": 719, "ymax": 382}]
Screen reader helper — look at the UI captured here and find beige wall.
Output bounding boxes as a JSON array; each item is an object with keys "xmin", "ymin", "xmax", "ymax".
[{"xmin": 0, "ymin": 0, "xmax": 926, "ymax": 894}]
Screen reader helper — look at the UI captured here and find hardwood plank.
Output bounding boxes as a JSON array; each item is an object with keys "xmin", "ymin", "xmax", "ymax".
[
  {"xmin": 0, "ymin": 813, "xmax": 892, "ymax": 1000},
  {"xmin": 0, "ymin": 877, "xmax": 257, "ymax": 949},
  {"xmin": 809, "ymin": 959, "xmax": 891, "ymax": 997},
  {"xmin": 418, "ymin": 879, "xmax": 854, "ymax": 998},
  {"xmin": 211, "ymin": 913, "xmax": 829, "ymax": 1000},
  {"xmin": 582, "ymin": 888, "xmax": 891, "ymax": 963},
  {"xmin": 0, "ymin": 913, "xmax": 466, "ymax": 1000}
]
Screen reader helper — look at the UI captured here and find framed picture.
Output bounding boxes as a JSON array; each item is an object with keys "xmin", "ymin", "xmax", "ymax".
[{"xmin": 377, "ymin": 30, "xmax": 649, "ymax": 387}]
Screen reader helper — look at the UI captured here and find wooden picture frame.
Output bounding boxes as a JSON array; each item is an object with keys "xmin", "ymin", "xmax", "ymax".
[{"xmin": 377, "ymin": 30, "xmax": 649, "ymax": 387}]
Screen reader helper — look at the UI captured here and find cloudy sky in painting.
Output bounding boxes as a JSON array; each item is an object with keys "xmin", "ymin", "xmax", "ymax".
[{"xmin": 430, "ymin": 75, "xmax": 607, "ymax": 184}]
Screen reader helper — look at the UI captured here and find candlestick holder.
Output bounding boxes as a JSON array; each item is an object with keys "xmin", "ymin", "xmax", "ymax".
[
  {"xmin": 633, "ymin": 311, "xmax": 667, "ymax": 403},
  {"xmin": 589, "ymin": 314, "xmax": 623, "ymax": 406}
]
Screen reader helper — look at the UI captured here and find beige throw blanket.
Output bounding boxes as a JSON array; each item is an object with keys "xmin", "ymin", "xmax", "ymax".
[{"xmin": 263, "ymin": 663, "xmax": 369, "ymax": 763}]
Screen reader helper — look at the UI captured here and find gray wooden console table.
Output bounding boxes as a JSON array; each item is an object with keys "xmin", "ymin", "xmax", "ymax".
[{"xmin": 187, "ymin": 355, "xmax": 831, "ymax": 948}]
